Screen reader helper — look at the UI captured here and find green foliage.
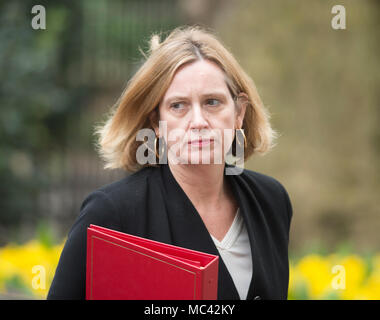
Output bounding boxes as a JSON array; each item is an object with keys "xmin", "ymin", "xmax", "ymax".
[
  {"xmin": 36, "ymin": 221, "xmax": 55, "ymax": 248},
  {"xmin": 5, "ymin": 275, "xmax": 33, "ymax": 296},
  {"xmin": 288, "ymin": 281, "xmax": 309, "ymax": 300},
  {"xmin": 0, "ymin": 0, "xmax": 180, "ymax": 236},
  {"xmin": 0, "ymin": 1, "xmax": 89, "ymax": 228}
]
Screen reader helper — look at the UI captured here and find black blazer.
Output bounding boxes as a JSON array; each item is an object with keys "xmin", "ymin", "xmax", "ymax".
[{"xmin": 47, "ymin": 163, "xmax": 293, "ymax": 300}]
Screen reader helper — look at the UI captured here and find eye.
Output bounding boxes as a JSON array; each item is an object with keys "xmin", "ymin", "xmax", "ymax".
[
  {"xmin": 170, "ymin": 102, "xmax": 186, "ymax": 111},
  {"xmin": 205, "ymin": 98, "xmax": 220, "ymax": 107}
]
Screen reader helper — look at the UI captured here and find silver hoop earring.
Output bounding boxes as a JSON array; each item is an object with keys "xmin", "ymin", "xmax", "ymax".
[
  {"xmin": 236, "ymin": 128, "xmax": 247, "ymax": 149},
  {"xmin": 154, "ymin": 136, "xmax": 165, "ymax": 159}
]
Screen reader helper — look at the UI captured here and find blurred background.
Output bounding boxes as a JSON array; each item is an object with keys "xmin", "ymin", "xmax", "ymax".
[{"xmin": 0, "ymin": 0, "xmax": 379, "ymax": 299}]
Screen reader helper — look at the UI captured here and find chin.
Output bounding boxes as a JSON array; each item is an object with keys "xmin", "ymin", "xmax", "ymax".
[{"xmin": 184, "ymin": 152, "xmax": 224, "ymax": 165}]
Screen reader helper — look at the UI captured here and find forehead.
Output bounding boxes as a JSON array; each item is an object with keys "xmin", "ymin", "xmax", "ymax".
[{"xmin": 164, "ymin": 60, "xmax": 229, "ymax": 96}]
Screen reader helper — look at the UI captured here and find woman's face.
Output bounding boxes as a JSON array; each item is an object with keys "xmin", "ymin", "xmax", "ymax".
[{"xmin": 155, "ymin": 59, "xmax": 245, "ymax": 165}]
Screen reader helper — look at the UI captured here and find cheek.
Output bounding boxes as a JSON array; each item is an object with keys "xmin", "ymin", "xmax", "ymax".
[
  {"xmin": 220, "ymin": 103, "xmax": 237, "ymax": 123},
  {"xmin": 216, "ymin": 111, "xmax": 236, "ymax": 147},
  {"xmin": 163, "ymin": 120, "xmax": 187, "ymax": 149},
  {"xmin": 216, "ymin": 111, "xmax": 236, "ymax": 134}
]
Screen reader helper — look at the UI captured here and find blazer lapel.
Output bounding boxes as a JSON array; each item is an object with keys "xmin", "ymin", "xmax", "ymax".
[
  {"xmin": 159, "ymin": 163, "xmax": 240, "ymax": 300},
  {"xmin": 226, "ymin": 171, "xmax": 257, "ymax": 300},
  {"xmin": 227, "ymin": 167, "xmax": 276, "ymax": 300}
]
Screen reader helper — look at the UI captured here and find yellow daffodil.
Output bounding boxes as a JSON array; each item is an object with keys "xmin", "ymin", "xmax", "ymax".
[{"xmin": 1, "ymin": 239, "xmax": 379, "ymax": 300}]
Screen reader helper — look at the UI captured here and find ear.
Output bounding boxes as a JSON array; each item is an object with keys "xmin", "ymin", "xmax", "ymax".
[{"xmin": 235, "ymin": 92, "xmax": 248, "ymax": 129}]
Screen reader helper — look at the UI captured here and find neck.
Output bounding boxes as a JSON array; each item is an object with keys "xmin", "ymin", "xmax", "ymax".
[{"xmin": 168, "ymin": 162, "xmax": 227, "ymax": 211}]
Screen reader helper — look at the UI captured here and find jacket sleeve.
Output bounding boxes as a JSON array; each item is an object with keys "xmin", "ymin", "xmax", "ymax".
[
  {"xmin": 282, "ymin": 185, "xmax": 293, "ymax": 237},
  {"xmin": 47, "ymin": 190, "xmax": 122, "ymax": 300},
  {"xmin": 270, "ymin": 177, "xmax": 293, "ymax": 241}
]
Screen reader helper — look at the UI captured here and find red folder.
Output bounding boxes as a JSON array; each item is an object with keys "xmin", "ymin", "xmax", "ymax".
[{"xmin": 86, "ymin": 225, "xmax": 219, "ymax": 300}]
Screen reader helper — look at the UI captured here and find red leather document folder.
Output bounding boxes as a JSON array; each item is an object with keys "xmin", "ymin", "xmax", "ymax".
[{"xmin": 86, "ymin": 225, "xmax": 219, "ymax": 300}]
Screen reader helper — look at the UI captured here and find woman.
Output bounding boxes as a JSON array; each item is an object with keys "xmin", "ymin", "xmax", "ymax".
[{"xmin": 48, "ymin": 25, "xmax": 292, "ymax": 300}]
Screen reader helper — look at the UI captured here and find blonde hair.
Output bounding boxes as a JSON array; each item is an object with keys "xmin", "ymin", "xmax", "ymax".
[{"xmin": 96, "ymin": 25, "xmax": 277, "ymax": 172}]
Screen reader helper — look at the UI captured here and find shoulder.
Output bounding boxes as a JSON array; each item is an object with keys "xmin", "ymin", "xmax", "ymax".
[
  {"xmin": 95, "ymin": 165, "xmax": 156, "ymax": 203},
  {"xmin": 242, "ymin": 168, "xmax": 288, "ymax": 197},
  {"xmin": 77, "ymin": 166, "xmax": 157, "ymax": 228},
  {"xmin": 236, "ymin": 167, "xmax": 293, "ymax": 225}
]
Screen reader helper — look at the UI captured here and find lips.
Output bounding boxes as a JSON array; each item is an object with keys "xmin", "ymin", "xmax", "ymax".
[{"xmin": 188, "ymin": 138, "xmax": 214, "ymax": 146}]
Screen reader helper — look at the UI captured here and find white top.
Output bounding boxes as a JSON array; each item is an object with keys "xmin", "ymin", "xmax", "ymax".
[{"xmin": 210, "ymin": 208, "xmax": 253, "ymax": 300}]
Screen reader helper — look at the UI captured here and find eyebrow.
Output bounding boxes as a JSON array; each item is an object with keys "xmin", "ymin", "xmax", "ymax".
[{"xmin": 163, "ymin": 92, "xmax": 228, "ymax": 104}]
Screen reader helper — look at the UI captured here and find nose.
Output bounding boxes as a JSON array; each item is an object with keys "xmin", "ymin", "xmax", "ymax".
[{"xmin": 189, "ymin": 104, "xmax": 209, "ymax": 130}]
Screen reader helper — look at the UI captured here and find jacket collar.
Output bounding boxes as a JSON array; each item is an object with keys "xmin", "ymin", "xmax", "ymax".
[{"xmin": 158, "ymin": 162, "xmax": 260, "ymax": 300}]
